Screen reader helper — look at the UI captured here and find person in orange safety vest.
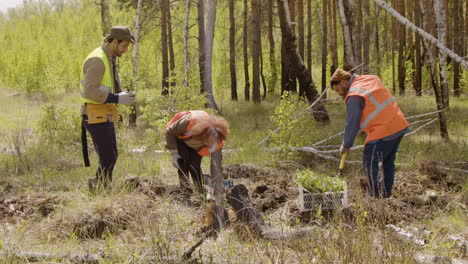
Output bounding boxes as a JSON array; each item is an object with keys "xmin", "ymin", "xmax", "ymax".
[
  {"xmin": 165, "ymin": 111, "xmax": 230, "ymax": 200},
  {"xmin": 330, "ymin": 68, "xmax": 409, "ymax": 198}
]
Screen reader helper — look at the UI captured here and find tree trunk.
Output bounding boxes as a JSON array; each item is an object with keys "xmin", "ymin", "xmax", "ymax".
[
  {"xmin": 227, "ymin": 185, "xmax": 264, "ymax": 235},
  {"xmin": 243, "ymin": 0, "xmax": 250, "ymax": 101},
  {"xmin": 261, "ymin": 52, "xmax": 268, "ymax": 100},
  {"xmin": 210, "ymin": 150, "xmax": 224, "ymax": 214},
  {"xmin": 229, "ymin": 0, "xmax": 238, "ymax": 101},
  {"xmin": 277, "ymin": 0, "xmax": 330, "ymax": 122},
  {"xmin": 198, "ymin": 0, "xmax": 206, "ymax": 94},
  {"xmin": 373, "ymin": 1, "xmax": 380, "ymax": 74},
  {"xmin": 297, "ymin": 0, "xmax": 304, "ymax": 59},
  {"xmin": 434, "ymin": 0, "xmax": 449, "ymax": 107},
  {"xmin": 183, "ymin": 0, "xmax": 191, "ymax": 88},
  {"xmin": 321, "ymin": 0, "xmax": 328, "ymax": 96},
  {"xmin": 413, "ymin": 0, "xmax": 422, "ymax": 96},
  {"xmin": 421, "ymin": 0, "xmax": 449, "ymax": 140},
  {"xmin": 452, "ymin": 0, "xmax": 461, "ymax": 96},
  {"xmin": 129, "ymin": 0, "xmax": 142, "ymax": 127},
  {"xmin": 397, "ymin": 0, "xmax": 406, "ymax": 95},
  {"xmin": 204, "ymin": 0, "xmax": 219, "ymax": 110},
  {"xmin": 338, "ymin": 0, "xmax": 358, "ymax": 70},
  {"xmin": 167, "ymin": 0, "xmax": 176, "ymax": 89},
  {"xmin": 362, "ymin": 0, "xmax": 370, "ymax": 73},
  {"xmin": 99, "ymin": 0, "xmax": 111, "ymax": 36},
  {"xmin": 267, "ymin": 0, "xmax": 278, "ymax": 93},
  {"xmin": 306, "ymin": 0, "xmax": 313, "ymax": 72},
  {"xmin": 160, "ymin": 0, "xmax": 169, "ymax": 96},
  {"xmin": 252, "ymin": 0, "xmax": 261, "ymax": 103},
  {"xmin": 330, "ymin": 0, "xmax": 338, "ymax": 75},
  {"xmin": 356, "ymin": 0, "xmax": 363, "ymax": 69}
]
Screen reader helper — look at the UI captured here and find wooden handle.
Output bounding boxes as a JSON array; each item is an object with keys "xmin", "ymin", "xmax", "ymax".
[{"xmin": 339, "ymin": 152, "xmax": 348, "ymax": 170}]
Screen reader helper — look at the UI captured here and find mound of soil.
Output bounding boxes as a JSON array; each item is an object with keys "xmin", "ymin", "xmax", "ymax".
[
  {"xmin": 53, "ymin": 195, "xmax": 152, "ymax": 239},
  {"xmin": 223, "ymin": 163, "xmax": 281, "ymax": 179},
  {"xmin": 124, "ymin": 177, "xmax": 167, "ymax": 199},
  {"xmin": 0, "ymin": 194, "xmax": 59, "ymax": 223}
]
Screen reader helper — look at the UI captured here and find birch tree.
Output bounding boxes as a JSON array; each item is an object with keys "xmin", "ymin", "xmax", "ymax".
[
  {"xmin": 129, "ymin": 0, "xmax": 142, "ymax": 126},
  {"xmin": 267, "ymin": 0, "xmax": 278, "ymax": 92},
  {"xmin": 434, "ymin": 0, "xmax": 449, "ymax": 107},
  {"xmin": 203, "ymin": 0, "xmax": 219, "ymax": 110},
  {"xmin": 97, "ymin": 0, "xmax": 110, "ymax": 36}
]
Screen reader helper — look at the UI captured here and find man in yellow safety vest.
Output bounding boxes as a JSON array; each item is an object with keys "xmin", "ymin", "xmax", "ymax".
[{"xmin": 80, "ymin": 26, "xmax": 137, "ymax": 191}]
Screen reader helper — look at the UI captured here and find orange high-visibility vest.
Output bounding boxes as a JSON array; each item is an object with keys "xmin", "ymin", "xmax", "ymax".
[
  {"xmin": 344, "ymin": 75, "xmax": 409, "ymax": 143},
  {"xmin": 165, "ymin": 111, "xmax": 224, "ymax": 156}
]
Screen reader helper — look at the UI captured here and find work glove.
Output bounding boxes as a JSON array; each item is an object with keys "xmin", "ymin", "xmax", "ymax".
[
  {"xmin": 340, "ymin": 145, "xmax": 349, "ymax": 155},
  {"xmin": 118, "ymin": 91, "xmax": 136, "ymax": 106},
  {"xmin": 172, "ymin": 152, "xmax": 182, "ymax": 169}
]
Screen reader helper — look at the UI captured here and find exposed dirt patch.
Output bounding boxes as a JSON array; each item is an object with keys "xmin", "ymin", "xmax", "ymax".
[
  {"xmin": 124, "ymin": 177, "xmax": 167, "ymax": 199},
  {"xmin": 0, "ymin": 194, "xmax": 60, "ymax": 223},
  {"xmin": 361, "ymin": 197, "xmax": 434, "ymax": 224},
  {"xmin": 224, "ymin": 164, "xmax": 297, "ymax": 212}
]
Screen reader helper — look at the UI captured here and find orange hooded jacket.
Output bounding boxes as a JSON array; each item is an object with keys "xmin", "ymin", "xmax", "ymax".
[{"xmin": 165, "ymin": 111, "xmax": 224, "ymax": 156}]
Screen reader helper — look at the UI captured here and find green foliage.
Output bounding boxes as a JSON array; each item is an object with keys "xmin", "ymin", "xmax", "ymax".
[
  {"xmin": 36, "ymin": 104, "xmax": 81, "ymax": 149},
  {"xmin": 268, "ymin": 92, "xmax": 309, "ymax": 157},
  {"xmin": 296, "ymin": 169, "xmax": 347, "ymax": 193},
  {"xmin": 138, "ymin": 82, "xmax": 207, "ymax": 146}
]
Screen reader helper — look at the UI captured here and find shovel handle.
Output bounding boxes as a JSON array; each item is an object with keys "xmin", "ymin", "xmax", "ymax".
[{"xmin": 339, "ymin": 152, "xmax": 348, "ymax": 170}]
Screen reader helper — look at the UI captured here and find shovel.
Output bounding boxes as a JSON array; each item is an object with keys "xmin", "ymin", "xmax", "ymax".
[{"xmin": 337, "ymin": 152, "xmax": 348, "ymax": 177}]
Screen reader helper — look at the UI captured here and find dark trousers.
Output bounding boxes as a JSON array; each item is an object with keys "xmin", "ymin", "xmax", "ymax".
[
  {"xmin": 176, "ymin": 139, "xmax": 203, "ymax": 194},
  {"xmin": 363, "ymin": 135, "xmax": 403, "ymax": 198},
  {"xmin": 84, "ymin": 120, "xmax": 118, "ymax": 186}
]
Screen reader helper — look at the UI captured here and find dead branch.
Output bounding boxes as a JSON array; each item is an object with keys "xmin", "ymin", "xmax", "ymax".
[
  {"xmin": 373, "ymin": 0, "xmax": 468, "ymax": 69},
  {"xmin": 386, "ymin": 224, "xmax": 427, "ymax": 246},
  {"xmin": 406, "ymin": 107, "xmax": 449, "ymax": 120},
  {"xmin": 405, "ymin": 118, "xmax": 438, "ymax": 137},
  {"xmin": 312, "ymin": 132, "xmax": 344, "ymax": 146}
]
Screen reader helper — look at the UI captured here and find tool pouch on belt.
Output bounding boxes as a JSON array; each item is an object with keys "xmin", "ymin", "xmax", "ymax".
[{"xmin": 86, "ymin": 104, "xmax": 119, "ymax": 125}]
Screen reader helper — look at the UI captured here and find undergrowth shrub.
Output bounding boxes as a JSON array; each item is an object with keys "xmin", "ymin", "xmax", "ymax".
[
  {"xmin": 268, "ymin": 92, "xmax": 309, "ymax": 158},
  {"xmin": 36, "ymin": 104, "xmax": 80, "ymax": 150}
]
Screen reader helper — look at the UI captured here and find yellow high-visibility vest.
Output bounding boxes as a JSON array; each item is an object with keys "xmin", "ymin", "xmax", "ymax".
[{"xmin": 79, "ymin": 47, "xmax": 114, "ymax": 104}]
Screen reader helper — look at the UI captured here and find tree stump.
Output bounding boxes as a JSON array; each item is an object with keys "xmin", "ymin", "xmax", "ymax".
[{"xmin": 227, "ymin": 184, "xmax": 265, "ymax": 234}]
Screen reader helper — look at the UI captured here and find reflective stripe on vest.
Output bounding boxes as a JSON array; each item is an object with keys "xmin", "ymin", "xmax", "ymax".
[
  {"xmin": 79, "ymin": 47, "xmax": 114, "ymax": 104},
  {"xmin": 345, "ymin": 75, "xmax": 409, "ymax": 143},
  {"xmin": 348, "ymin": 87, "xmax": 395, "ymax": 130}
]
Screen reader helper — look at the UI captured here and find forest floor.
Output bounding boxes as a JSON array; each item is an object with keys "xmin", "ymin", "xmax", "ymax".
[{"xmin": 0, "ymin": 88, "xmax": 467, "ymax": 263}]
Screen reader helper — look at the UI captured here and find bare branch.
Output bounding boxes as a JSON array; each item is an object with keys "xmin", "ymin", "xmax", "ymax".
[{"xmin": 406, "ymin": 107, "xmax": 449, "ymax": 120}]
